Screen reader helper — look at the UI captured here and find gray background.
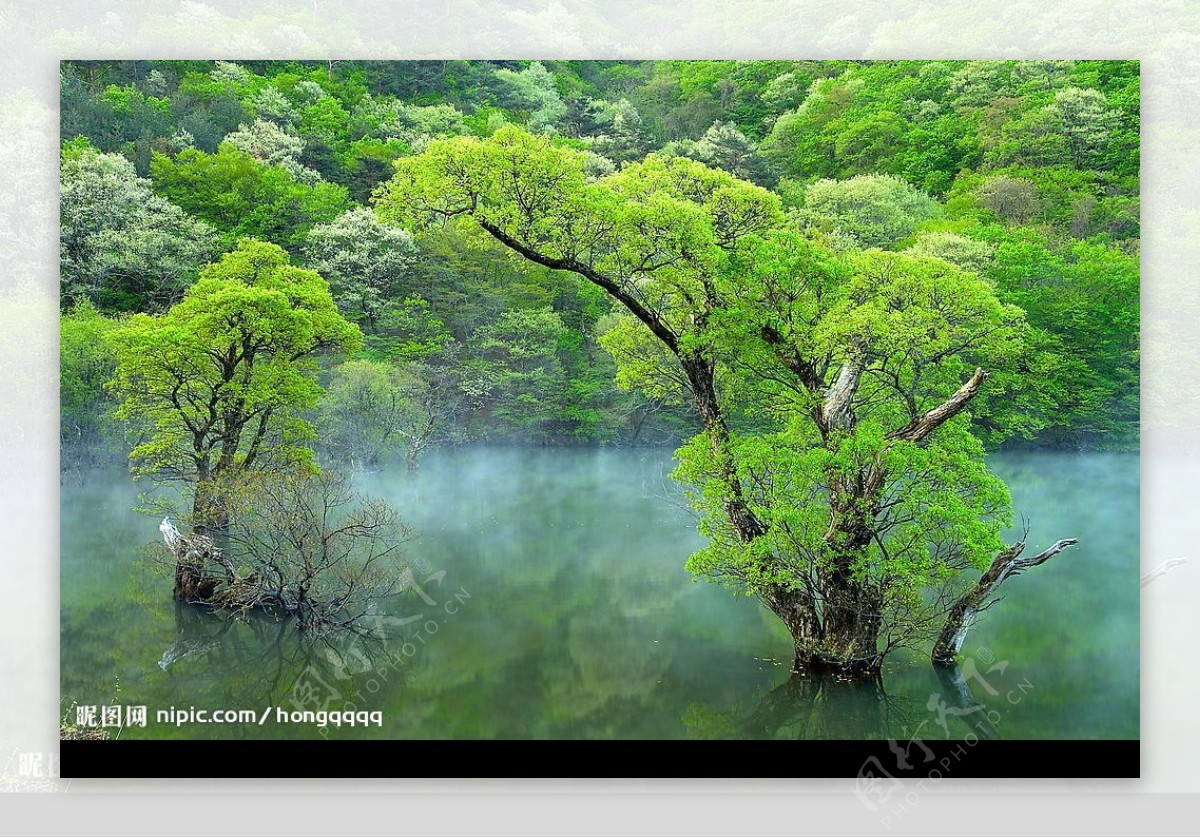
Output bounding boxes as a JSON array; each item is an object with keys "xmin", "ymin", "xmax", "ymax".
[{"xmin": 0, "ymin": 0, "xmax": 1193, "ymax": 833}]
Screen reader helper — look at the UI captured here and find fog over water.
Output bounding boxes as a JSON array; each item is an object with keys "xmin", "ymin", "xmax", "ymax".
[{"xmin": 60, "ymin": 446, "xmax": 1138, "ymax": 740}]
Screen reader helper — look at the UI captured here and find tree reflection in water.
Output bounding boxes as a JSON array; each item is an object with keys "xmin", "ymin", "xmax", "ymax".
[
  {"xmin": 685, "ymin": 662, "xmax": 1002, "ymax": 741},
  {"xmin": 157, "ymin": 602, "xmax": 402, "ymax": 714}
]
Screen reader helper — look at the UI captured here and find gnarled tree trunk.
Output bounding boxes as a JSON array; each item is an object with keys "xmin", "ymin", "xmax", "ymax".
[
  {"xmin": 191, "ymin": 478, "xmax": 230, "ymax": 540},
  {"xmin": 161, "ymin": 517, "xmax": 226, "ymax": 602},
  {"xmin": 687, "ymin": 349, "xmax": 890, "ymax": 676},
  {"xmin": 763, "ymin": 586, "xmax": 821, "ymax": 666},
  {"xmin": 765, "ymin": 574, "xmax": 884, "ymax": 676}
]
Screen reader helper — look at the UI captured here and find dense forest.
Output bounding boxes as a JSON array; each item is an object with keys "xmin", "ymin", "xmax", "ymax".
[
  {"xmin": 61, "ymin": 59, "xmax": 1139, "ymax": 475},
  {"xmin": 58, "ymin": 60, "xmax": 1139, "ymax": 674}
]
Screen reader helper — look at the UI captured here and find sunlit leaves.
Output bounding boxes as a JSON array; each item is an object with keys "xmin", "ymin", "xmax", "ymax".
[
  {"xmin": 108, "ymin": 239, "xmax": 362, "ymax": 484},
  {"xmin": 150, "ymin": 144, "xmax": 350, "ymax": 248}
]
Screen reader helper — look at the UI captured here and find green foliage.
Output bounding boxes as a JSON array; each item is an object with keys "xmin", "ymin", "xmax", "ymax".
[
  {"xmin": 363, "ymin": 296, "xmax": 453, "ymax": 364},
  {"xmin": 589, "ymin": 98, "xmax": 654, "ymax": 164},
  {"xmin": 761, "ymin": 63, "xmax": 976, "ymax": 195},
  {"xmin": 60, "ymin": 301, "xmax": 122, "ymax": 456},
  {"xmin": 149, "ymin": 143, "xmax": 349, "ymax": 249},
  {"xmin": 677, "ymin": 419, "xmax": 1011, "ymax": 602},
  {"xmin": 60, "ymin": 76, "xmax": 175, "ymax": 173},
  {"xmin": 463, "ymin": 307, "xmax": 573, "ymax": 437},
  {"xmin": 60, "ymin": 144, "xmax": 219, "ymax": 312},
  {"xmin": 662, "ymin": 120, "xmax": 777, "ymax": 187},
  {"xmin": 107, "ymin": 239, "xmax": 362, "ymax": 493},
  {"xmin": 302, "ymin": 207, "xmax": 419, "ymax": 333},
  {"xmin": 596, "ymin": 313, "xmax": 690, "ymax": 404},
  {"xmin": 977, "ymin": 227, "xmax": 1139, "ymax": 446},
  {"xmin": 62, "ymin": 59, "xmax": 1139, "ymax": 459},
  {"xmin": 317, "ymin": 359, "xmax": 440, "ymax": 468},
  {"xmin": 987, "ymin": 87, "xmax": 1122, "ymax": 170},
  {"xmin": 797, "ymin": 174, "xmax": 941, "ymax": 249},
  {"xmin": 376, "ymin": 125, "xmax": 783, "ymax": 347},
  {"xmin": 494, "ymin": 61, "xmax": 568, "ymax": 134}
]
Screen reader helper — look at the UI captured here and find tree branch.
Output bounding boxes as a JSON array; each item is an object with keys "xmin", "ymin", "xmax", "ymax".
[
  {"xmin": 932, "ymin": 536, "xmax": 1078, "ymax": 665},
  {"xmin": 759, "ymin": 325, "xmax": 822, "ymax": 392},
  {"xmin": 821, "ymin": 357, "xmax": 863, "ymax": 433},
  {"xmin": 888, "ymin": 367, "xmax": 987, "ymax": 443},
  {"xmin": 478, "ymin": 219, "xmax": 679, "ymax": 354}
]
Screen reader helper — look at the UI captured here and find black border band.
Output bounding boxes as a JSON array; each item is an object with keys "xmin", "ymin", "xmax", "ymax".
[{"xmin": 60, "ymin": 739, "xmax": 1139, "ymax": 779}]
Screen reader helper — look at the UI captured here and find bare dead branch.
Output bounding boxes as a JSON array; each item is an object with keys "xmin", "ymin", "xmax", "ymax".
[{"xmin": 932, "ymin": 536, "xmax": 1078, "ymax": 665}]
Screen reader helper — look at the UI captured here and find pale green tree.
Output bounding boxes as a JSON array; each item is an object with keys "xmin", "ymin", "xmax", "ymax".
[
  {"xmin": 302, "ymin": 207, "xmax": 419, "ymax": 333},
  {"xmin": 1050, "ymin": 87, "xmax": 1120, "ymax": 167},
  {"xmin": 664, "ymin": 120, "xmax": 776, "ymax": 187},
  {"xmin": 319, "ymin": 358, "xmax": 455, "ymax": 470},
  {"xmin": 798, "ymin": 174, "xmax": 941, "ymax": 248},
  {"xmin": 494, "ymin": 61, "xmax": 567, "ymax": 134},
  {"xmin": 590, "ymin": 98, "xmax": 653, "ymax": 164},
  {"xmin": 224, "ymin": 118, "xmax": 321, "ymax": 184},
  {"xmin": 906, "ymin": 231, "xmax": 996, "ymax": 275},
  {"xmin": 60, "ymin": 143, "xmax": 218, "ymax": 311}
]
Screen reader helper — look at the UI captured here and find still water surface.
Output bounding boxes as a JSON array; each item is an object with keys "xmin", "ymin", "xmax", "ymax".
[{"xmin": 60, "ymin": 447, "xmax": 1138, "ymax": 740}]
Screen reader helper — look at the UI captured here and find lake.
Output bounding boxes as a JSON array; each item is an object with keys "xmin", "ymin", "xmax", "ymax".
[{"xmin": 60, "ymin": 447, "xmax": 1138, "ymax": 740}]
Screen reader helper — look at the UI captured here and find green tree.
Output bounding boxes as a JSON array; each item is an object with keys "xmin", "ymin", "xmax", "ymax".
[
  {"xmin": 980, "ymin": 227, "xmax": 1139, "ymax": 446},
  {"xmin": 59, "ymin": 76, "xmax": 175, "ymax": 173},
  {"xmin": 249, "ymin": 86, "xmax": 297, "ymax": 127},
  {"xmin": 494, "ymin": 61, "xmax": 568, "ymax": 134},
  {"xmin": 905, "ymin": 230, "xmax": 996, "ymax": 275},
  {"xmin": 302, "ymin": 207, "xmax": 419, "ymax": 333},
  {"xmin": 365, "ymin": 296, "xmax": 454, "ymax": 363},
  {"xmin": 375, "ymin": 125, "xmax": 1069, "ymax": 675},
  {"xmin": 60, "ymin": 301, "xmax": 121, "ymax": 463},
  {"xmin": 760, "ymin": 70, "xmax": 810, "ymax": 117},
  {"xmin": 1049, "ymin": 87, "xmax": 1120, "ymax": 168},
  {"xmin": 663, "ymin": 120, "xmax": 777, "ymax": 187},
  {"xmin": 319, "ymin": 357, "xmax": 458, "ymax": 469},
  {"xmin": 349, "ymin": 95, "xmax": 467, "ymax": 146},
  {"xmin": 150, "ymin": 143, "xmax": 350, "ymax": 248},
  {"xmin": 223, "ymin": 118, "xmax": 322, "ymax": 184},
  {"xmin": 798, "ymin": 174, "xmax": 941, "ymax": 249},
  {"xmin": 590, "ymin": 98, "xmax": 653, "ymax": 164},
  {"xmin": 108, "ymin": 239, "xmax": 362, "ymax": 544},
  {"xmin": 60, "ymin": 143, "xmax": 218, "ymax": 312},
  {"xmin": 464, "ymin": 307, "xmax": 572, "ymax": 439}
]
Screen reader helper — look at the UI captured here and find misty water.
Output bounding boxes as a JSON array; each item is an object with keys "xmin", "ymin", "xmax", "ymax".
[{"xmin": 60, "ymin": 447, "xmax": 1138, "ymax": 740}]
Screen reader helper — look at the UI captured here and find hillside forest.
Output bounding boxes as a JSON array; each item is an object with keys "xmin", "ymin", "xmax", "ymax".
[{"xmin": 58, "ymin": 60, "xmax": 1139, "ymax": 675}]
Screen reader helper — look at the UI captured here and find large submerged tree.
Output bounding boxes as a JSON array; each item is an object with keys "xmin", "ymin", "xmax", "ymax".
[
  {"xmin": 375, "ymin": 125, "xmax": 1076, "ymax": 676},
  {"xmin": 108, "ymin": 239, "xmax": 416, "ymax": 628}
]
